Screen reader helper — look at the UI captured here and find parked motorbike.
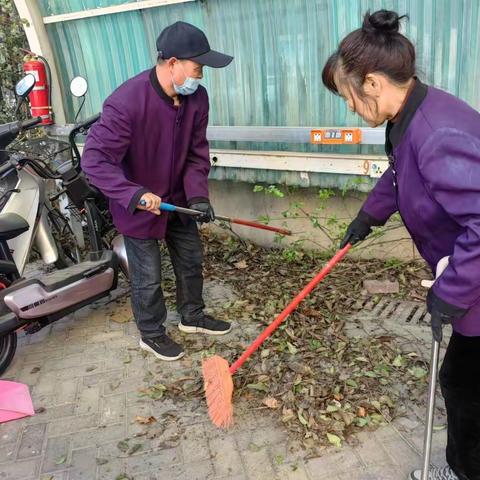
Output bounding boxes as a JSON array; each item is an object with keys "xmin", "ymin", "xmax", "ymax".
[{"xmin": 0, "ymin": 75, "xmax": 126, "ymax": 375}]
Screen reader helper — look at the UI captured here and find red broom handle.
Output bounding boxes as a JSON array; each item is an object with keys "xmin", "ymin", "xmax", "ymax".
[
  {"xmin": 229, "ymin": 243, "xmax": 352, "ymax": 374},
  {"xmin": 215, "ymin": 215, "xmax": 292, "ymax": 236}
]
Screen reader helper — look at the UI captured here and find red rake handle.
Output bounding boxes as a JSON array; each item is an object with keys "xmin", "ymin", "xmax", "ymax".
[
  {"xmin": 229, "ymin": 243, "xmax": 352, "ymax": 374},
  {"xmin": 216, "ymin": 216, "xmax": 292, "ymax": 236}
]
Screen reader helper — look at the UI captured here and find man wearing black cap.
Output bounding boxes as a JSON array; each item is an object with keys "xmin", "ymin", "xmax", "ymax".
[{"xmin": 82, "ymin": 22, "xmax": 234, "ymax": 361}]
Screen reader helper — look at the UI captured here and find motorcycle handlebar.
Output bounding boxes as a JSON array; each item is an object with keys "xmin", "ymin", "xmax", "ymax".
[
  {"xmin": 21, "ymin": 117, "xmax": 43, "ymax": 129},
  {"xmin": 0, "ymin": 159, "xmax": 15, "ymax": 176}
]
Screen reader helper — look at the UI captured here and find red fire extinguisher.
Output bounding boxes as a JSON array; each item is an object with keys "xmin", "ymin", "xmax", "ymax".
[{"xmin": 23, "ymin": 56, "xmax": 53, "ymax": 125}]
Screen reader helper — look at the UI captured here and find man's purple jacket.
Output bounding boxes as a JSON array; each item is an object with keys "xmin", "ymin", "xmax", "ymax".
[
  {"xmin": 81, "ymin": 68, "xmax": 211, "ymax": 239},
  {"xmin": 361, "ymin": 79, "xmax": 480, "ymax": 336}
]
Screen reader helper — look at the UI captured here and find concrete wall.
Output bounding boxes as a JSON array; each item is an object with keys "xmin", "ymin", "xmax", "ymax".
[{"xmin": 208, "ymin": 179, "xmax": 419, "ymax": 261}]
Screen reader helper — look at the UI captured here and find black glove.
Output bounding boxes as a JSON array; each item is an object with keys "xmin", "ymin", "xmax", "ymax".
[
  {"xmin": 340, "ymin": 212, "xmax": 373, "ymax": 249},
  {"xmin": 426, "ymin": 289, "xmax": 467, "ymax": 342},
  {"xmin": 189, "ymin": 201, "xmax": 215, "ymax": 223}
]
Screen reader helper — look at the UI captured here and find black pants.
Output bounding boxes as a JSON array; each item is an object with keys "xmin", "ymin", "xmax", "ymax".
[
  {"xmin": 439, "ymin": 331, "xmax": 480, "ymax": 480},
  {"xmin": 124, "ymin": 214, "xmax": 205, "ymax": 339}
]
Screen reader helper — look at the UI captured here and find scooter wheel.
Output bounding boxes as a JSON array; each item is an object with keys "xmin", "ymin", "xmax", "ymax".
[{"xmin": 0, "ymin": 332, "xmax": 17, "ymax": 376}]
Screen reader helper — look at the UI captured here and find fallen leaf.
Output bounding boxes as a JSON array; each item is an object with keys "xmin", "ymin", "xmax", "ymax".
[
  {"xmin": 357, "ymin": 407, "xmax": 366, "ymax": 417},
  {"xmin": 35, "ymin": 407, "xmax": 46, "ymax": 414},
  {"xmin": 247, "ymin": 383, "xmax": 268, "ymax": 392},
  {"xmin": 109, "ymin": 381, "xmax": 121, "ymax": 391},
  {"xmin": 117, "ymin": 440, "xmax": 129, "ymax": 453},
  {"xmin": 262, "ymin": 397, "xmax": 279, "ymax": 409},
  {"xmin": 326, "ymin": 433, "xmax": 342, "ymax": 448},
  {"xmin": 30, "ymin": 366, "xmax": 41, "ymax": 374},
  {"xmin": 297, "ymin": 410, "xmax": 308, "ymax": 425},
  {"xmin": 85, "ymin": 366, "xmax": 97, "ymax": 372},
  {"xmin": 123, "ymin": 354, "xmax": 132, "ymax": 364},
  {"xmin": 128, "ymin": 443, "xmax": 143, "ymax": 455},
  {"xmin": 55, "ymin": 455, "xmax": 67, "ymax": 465},
  {"xmin": 134, "ymin": 416, "xmax": 157, "ymax": 425},
  {"xmin": 234, "ymin": 260, "xmax": 248, "ymax": 269},
  {"xmin": 96, "ymin": 458, "xmax": 108, "ymax": 465},
  {"xmin": 286, "ymin": 341, "xmax": 298, "ymax": 355},
  {"xmin": 248, "ymin": 442, "xmax": 261, "ymax": 452}
]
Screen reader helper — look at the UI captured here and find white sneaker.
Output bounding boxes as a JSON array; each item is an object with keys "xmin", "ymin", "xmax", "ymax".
[{"xmin": 409, "ymin": 466, "xmax": 459, "ymax": 480}]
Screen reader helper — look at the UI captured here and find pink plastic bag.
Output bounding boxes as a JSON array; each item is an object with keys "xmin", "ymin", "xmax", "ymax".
[{"xmin": 0, "ymin": 380, "xmax": 35, "ymax": 423}]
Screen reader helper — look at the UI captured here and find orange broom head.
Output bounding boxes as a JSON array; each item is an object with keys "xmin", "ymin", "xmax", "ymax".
[{"xmin": 202, "ymin": 355, "xmax": 234, "ymax": 429}]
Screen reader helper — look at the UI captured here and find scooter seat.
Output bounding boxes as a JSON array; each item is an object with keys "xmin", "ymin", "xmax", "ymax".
[{"xmin": 0, "ymin": 213, "xmax": 29, "ymax": 240}]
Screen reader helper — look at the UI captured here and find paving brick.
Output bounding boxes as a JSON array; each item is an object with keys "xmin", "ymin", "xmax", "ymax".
[
  {"xmin": 305, "ymin": 448, "xmax": 363, "ymax": 479},
  {"xmin": 54, "ymin": 378, "xmax": 79, "ymax": 405},
  {"xmin": 87, "ymin": 330, "xmax": 125, "ymax": 343},
  {"xmin": 125, "ymin": 447, "xmax": 182, "ymax": 476},
  {"xmin": 53, "ymin": 363, "xmax": 103, "ymax": 380},
  {"xmin": 99, "ymin": 393, "xmax": 125, "ymax": 425},
  {"xmin": 381, "ymin": 438, "xmax": 421, "ymax": 477},
  {"xmin": 337, "ymin": 465, "xmax": 404, "ymax": 480},
  {"xmin": 68, "ymin": 446, "xmax": 97, "ymax": 480},
  {"xmin": 43, "ymin": 353, "xmax": 102, "ymax": 370},
  {"xmin": 180, "ymin": 423, "xmax": 211, "ymax": 464},
  {"xmin": 0, "ymin": 442, "xmax": 16, "ymax": 463},
  {"xmin": 75, "ymin": 385, "xmax": 101, "ymax": 415},
  {"xmin": 352, "ymin": 431, "xmax": 394, "ymax": 467},
  {"xmin": 234, "ymin": 424, "xmax": 287, "ymax": 451},
  {"xmin": 0, "ymin": 417, "xmax": 23, "ymax": 444},
  {"xmin": 183, "ymin": 459, "xmax": 215, "ymax": 480},
  {"xmin": 27, "ymin": 404, "xmax": 76, "ymax": 425},
  {"xmin": 83, "ymin": 368, "xmax": 124, "ymax": 387},
  {"xmin": 47, "ymin": 414, "xmax": 98, "ymax": 437},
  {"xmin": 102, "ymin": 375, "xmax": 144, "ymax": 396},
  {"xmin": 33, "ymin": 373, "xmax": 59, "ymax": 397},
  {"xmin": 41, "ymin": 435, "xmax": 71, "ymax": 473},
  {"xmin": 0, "ymin": 458, "xmax": 40, "ymax": 479},
  {"xmin": 275, "ymin": 462, "xmax": 311, "ymax": 480},
  {"xmin": 96, "ymin": 458, "xmax": 127, "ymax": 480},
  {"xmin": 17, "ymin": 423, "xmax": 46, "ymax": 459},
  {"xmin": 241, "ymin": 447, "xmax": 277, "ymax": 480},
  {"xmin": 210, "ymin": 434, "xmax": 244, "ymax": 477},
  {"xmin": 70, "ymin": 423, "xmax": 126, "ymax": 449}
]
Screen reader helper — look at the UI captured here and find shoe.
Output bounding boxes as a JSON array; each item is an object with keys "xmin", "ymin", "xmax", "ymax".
[
  {"xmin": 139, "ymin": 334, "xmax": 184, "ymax": 361},
  {"xmin": 178, "ymin": 315, "xmax": 232, "ymax": 335},
  {"xmin": 409, "ymin": 466, "xmax": 459, "ymax": 480}
]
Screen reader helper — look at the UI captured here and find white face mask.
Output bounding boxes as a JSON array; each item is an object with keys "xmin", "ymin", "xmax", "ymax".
[{"xmin": 172, "ymin": 62, "xmax": 200, "ymax": 96}]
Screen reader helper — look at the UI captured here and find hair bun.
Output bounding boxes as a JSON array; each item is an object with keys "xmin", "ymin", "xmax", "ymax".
[{"xmin": 362, "ymin": 10, "xmax": 401, "ymax": 35}]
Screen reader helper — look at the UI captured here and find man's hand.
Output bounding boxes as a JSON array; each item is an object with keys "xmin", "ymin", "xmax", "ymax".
[
  {"xmin": 189, "ymin": 201, "xmax": 215, "ymax": 223},
  {"xmin": 138, "ymin": 193, "xmax": 161, "ymax": 215}
]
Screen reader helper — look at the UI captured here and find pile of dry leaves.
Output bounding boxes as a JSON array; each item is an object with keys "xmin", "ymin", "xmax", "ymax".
[{"xmin": 163, "ymin": 231, "xmax": 432, "ymax": 450}]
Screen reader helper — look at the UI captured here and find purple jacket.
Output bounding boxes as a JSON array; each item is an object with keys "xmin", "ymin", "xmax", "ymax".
[
  {"xmin": 81, "ymin": 68, "xmax": 211, "ymax": 239},
  {"xmin": 362, "ymin": 79, "xmax": 480, "ymax": 336}
]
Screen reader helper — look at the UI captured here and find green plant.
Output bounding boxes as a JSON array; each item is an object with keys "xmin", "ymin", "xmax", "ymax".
[
  {"xmin": 252, "ymin": 182, "xmax": 406, "ymax": 261},
  {"xmin": 0, "ymin": 1, "xmax": 28, "ymax": 122}
]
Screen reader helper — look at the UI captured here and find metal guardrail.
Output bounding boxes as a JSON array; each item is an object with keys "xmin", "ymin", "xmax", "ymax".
[{"xmin": 46, "ymin": 125, "xmax": 386, "ymax": 145}]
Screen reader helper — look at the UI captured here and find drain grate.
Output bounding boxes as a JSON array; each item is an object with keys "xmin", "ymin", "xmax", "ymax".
[
  {"xmin": 370, "ymin": 298, "xmax": 429, "ymax": 325},
  {"xmin": 347, "ymin": 297, "xmax": 438, "ymax": 353}
]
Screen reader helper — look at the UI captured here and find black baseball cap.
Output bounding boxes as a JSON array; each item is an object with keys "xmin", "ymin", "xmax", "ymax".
[{"xmin": 156, "ymin": 21, "xmax": 233, "ymax": 68}]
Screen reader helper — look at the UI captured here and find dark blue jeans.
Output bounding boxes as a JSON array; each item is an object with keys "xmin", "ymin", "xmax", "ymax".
[
  {"xmin": 124, "ymin": 214, "xmax": 205, "ymax": 339},
  {"xmin": 440, "ymin": 331, "xmax": 480, "ymax": 480}
]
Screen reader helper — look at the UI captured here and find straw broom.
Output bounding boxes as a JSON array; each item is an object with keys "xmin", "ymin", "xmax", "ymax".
[{"xmin": 202, "ymin": 244, "xmax": 352, "ymax": 428}]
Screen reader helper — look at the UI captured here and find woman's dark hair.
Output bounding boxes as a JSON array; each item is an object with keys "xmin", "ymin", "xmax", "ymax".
[{"xmin": 322, "ymin": 10, "xmax": 416, "ymax": 96}]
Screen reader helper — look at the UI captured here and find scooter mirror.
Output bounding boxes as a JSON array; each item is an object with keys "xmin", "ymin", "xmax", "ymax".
[
  {"xmin": 70, "ymin": 76, "xmax": 88, "ymax": 97},
  {"xmin": 15, "ymin": 74, "xmax": 36, "ymax": 98}
]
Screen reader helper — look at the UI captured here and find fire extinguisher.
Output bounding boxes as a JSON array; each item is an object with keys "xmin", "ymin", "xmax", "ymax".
[{"xmin": 23, "ymin": 55, "xmax": 53, "ymax": 125}]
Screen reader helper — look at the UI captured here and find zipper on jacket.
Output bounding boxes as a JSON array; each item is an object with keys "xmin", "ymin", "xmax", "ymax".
[{"xmin": 388, "ymin": 154, "xmax": 415, "ymax": 242}]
